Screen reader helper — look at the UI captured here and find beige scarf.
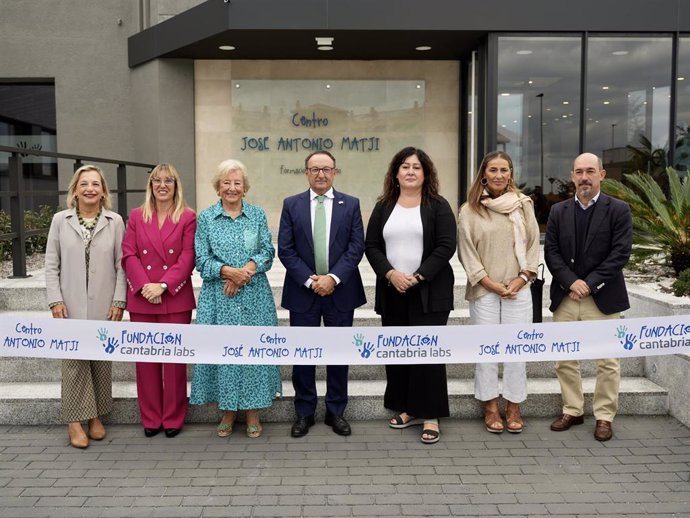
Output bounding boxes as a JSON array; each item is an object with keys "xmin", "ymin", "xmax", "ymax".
[{"xmin": 480, "ymin": 190, "xmax": 530, "ymax": 270}]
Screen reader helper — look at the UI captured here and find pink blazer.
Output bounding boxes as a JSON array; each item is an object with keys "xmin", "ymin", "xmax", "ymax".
[{"xmin": 122, "ymin": 207, "xmax": 197, "ymax": 315}]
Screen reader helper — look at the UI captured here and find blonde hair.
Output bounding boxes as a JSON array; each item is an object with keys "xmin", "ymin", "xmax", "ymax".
[
  {"xmin": 142, "ymin": 163, "xmax": 188, "ymax": 224},
  {"xmin": 212, "ymin": 159, "xmax": 250, "ymax": 194},
  {"xmin": 66, "ymin": 165, "xmax": 112, "ymax": 210},
  {"xmin": 466, "ymin": 150, "xmax": 521, "ymax": 215}
]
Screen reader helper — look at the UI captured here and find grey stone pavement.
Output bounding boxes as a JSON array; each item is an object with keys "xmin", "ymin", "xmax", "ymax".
[{"xmin": 0, "ymin": 416, "xmax": 689, "ymax": 518}]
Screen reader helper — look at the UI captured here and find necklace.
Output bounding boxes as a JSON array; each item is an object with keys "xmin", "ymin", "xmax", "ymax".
[{"xmin": 77, "ymin": 207, "xmax": 101, "ymax": 230}]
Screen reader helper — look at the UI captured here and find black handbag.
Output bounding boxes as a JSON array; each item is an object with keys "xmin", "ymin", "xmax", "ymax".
[{"xmin": 531, "ymin": 263, "xmax": 545, "ymax": 323}]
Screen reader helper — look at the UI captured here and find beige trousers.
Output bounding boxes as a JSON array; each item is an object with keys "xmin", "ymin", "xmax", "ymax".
[{"xmin": 553, "ymin": 296, "xmax": 620, "ymax": 422}]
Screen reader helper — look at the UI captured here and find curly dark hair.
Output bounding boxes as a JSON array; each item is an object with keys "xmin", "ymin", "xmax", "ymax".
[{"xmin": 378, "ymin": 146, "xmax": 440, "ymax": 205}]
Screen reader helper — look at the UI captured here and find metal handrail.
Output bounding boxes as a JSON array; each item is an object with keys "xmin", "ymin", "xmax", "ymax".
[{"xmin": 0, "ymin": 146, "xmax": 155, "ymax": 278}]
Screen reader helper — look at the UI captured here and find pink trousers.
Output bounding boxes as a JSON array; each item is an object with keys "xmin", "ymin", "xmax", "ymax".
[{"xmin": 130, "ymin": 311, "xmax": 191, "ymax": 430}]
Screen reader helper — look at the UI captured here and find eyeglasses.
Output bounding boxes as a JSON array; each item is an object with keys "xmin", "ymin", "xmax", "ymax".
[
  {"xmin": 307, "ymin": 167, "xmax": 335, "ymax": 176},
  {"xmin": 152, "ymin": 177, "xmax": 175, "ymax": 185}
]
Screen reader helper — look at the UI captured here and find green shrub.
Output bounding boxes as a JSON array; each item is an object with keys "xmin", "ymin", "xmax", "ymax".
[
  {"xmin": 672, "ymin": 268, "xmax": 690, "ymax": 297},
  {"xmin": 602, "ymin": 167, "xmax": 690, "ymax": 276},
  {"xmin": 0, "ymin": 206, "xmax": 57, "ymax": 261}
]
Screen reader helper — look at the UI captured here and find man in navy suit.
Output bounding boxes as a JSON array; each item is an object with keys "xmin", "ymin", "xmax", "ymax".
[
  {"xmin": 545, "ymin": 152, "xmax": 632, "ymax": 442},
  {"xmin": 278, "ymin": 151, "xmax": 366, "ymax": 437}
]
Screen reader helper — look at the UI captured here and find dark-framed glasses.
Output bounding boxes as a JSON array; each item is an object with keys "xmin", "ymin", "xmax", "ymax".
[{"xmin": 307, "ymin": 167, "xmax": 335, "ymax": 175}]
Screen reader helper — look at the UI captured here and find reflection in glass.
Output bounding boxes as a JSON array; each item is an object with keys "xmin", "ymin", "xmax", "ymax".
[
  {"xmin": 0, "ymin": 83, "xmax": 58, "ymax": 213},
  {"xmin": 676, "ymin": 37, "xmax": 690, "ymax": 175},
  {"xmin": 586, "ymin": 36, "xmax": 672, "ymax": 181},
  {"xmin": 497, "ymin": 36, "xmax": 581, "ymax": 224}
]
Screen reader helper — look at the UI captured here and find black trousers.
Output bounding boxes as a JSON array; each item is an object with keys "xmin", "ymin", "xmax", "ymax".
[{"xmin": 381, "ymin": 285, "xmax": 451, "ymax": 419}]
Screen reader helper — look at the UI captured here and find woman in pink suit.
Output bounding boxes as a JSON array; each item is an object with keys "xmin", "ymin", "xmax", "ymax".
[{"xmin": 122, "ymin": 163, "xmax": 197, "ymax": 438}]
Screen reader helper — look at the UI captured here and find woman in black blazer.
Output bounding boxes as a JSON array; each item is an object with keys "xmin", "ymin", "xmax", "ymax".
[{"xmin": 365, "ymin": 147, "xmax": 457, "ymax": 444}]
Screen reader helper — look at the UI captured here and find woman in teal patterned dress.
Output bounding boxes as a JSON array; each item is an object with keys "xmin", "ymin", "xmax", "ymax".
[{"xmin": 190, "ymin": 159, "xmax": 281, "ymax": 438}]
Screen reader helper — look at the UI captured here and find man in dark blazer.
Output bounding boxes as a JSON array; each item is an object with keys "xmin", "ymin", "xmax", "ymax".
[
  {"xmin": 278, "ymin": 151, "xmax": 366, "ymax": 438},
  {"xmin": 544, "ymin": 152, "xmax": 632, "ymax": 442}
]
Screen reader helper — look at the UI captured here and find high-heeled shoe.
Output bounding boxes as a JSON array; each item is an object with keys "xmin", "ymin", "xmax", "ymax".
[
  {"xmin": 484, "ymin": 398, "xmax": 504, "ymax": 433},
  {"xmin": 68, "ymin": 422, "xmax": 89, "ymax": 449},
  {"xmin": 88, "ymin": 417, "xmax": 106, "ymax": 440},
  {"xmin": 505, "ymin": 401, "xmax": 524, "ymax": 433}
]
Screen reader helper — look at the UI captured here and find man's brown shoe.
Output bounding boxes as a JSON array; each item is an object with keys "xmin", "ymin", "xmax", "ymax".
[
  {"xmin": 550, "ymin": 414, "xmax": 584, "ymax": 431},
  {"xmin": 594, "ymin": 420, "xmax": 613, "ymax": 441}
]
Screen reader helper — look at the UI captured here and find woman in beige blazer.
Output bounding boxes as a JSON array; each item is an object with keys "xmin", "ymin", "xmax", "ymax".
[{"xmin": 45, "ymin": 165, "xmax": 127, "ymax": 448}]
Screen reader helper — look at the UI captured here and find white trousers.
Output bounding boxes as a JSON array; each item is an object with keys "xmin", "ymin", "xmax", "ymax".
[{"xmin": 469, "ymin": 288, "xmax": 531, "ymax": 403}]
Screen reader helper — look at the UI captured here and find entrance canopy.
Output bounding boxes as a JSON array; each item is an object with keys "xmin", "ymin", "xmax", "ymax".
[{"xmin": 128, "ymin": 0, "xmax": 686, "ymax": 66}]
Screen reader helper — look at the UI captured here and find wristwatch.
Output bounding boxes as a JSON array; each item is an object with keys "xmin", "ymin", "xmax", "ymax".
[{"xmin": 160, "ymin": 282, "xmax": 168, "ymax": 291}]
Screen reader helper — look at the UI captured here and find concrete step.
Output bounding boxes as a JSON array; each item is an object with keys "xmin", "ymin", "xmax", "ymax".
[
  {"xmin": 0, "ymin": 253, "xmax": 553, "ymax": 312},
  {"xmin": 0, "ymin": 356, "xmax": 647, "ymax": 383},
  {"xmin": 0, "ymin": 377, "xmax": 666, "ymax": 425},
  {"xmin": 0, "ymin": 283, "xmax": 481, "ymax": 312}
]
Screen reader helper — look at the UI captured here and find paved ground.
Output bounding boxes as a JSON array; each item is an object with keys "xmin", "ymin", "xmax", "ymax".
[{"xmin": 0, "ymin": 416, "xmax": 689, "ymax": 518}]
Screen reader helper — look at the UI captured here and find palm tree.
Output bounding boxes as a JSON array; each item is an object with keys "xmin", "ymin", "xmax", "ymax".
[{"xmin": 602, "ymin": 167, "xmax": 690, "ymax": 276}]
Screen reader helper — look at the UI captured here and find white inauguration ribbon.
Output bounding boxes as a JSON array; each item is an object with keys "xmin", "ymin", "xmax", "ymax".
[{"xmin": 1, "ymin": 313, "xmax": 689, "ymax": 365}]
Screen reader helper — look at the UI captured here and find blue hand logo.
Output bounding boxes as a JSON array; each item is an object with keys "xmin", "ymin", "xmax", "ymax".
[
  {"xmin": 103, "ymin": 337, "xmax": 119, "ymax": 354},
  {"xmin": 353, "ymin": 333, "xmax": 375, "ymax": 359},
  {"xmin": 621, "ymin": 333, "xmax": 637, "ymax": 351},
  {"xmin": 615, "ymin": 325, "xmax": 627, "ymax": 339},
  {"xmin": 360, "ymin": 342, "xmax": 375, "ymax": 359},
  {"xmin": 97, "ymin": 328, "xmax": 108, "ymax": 341}
]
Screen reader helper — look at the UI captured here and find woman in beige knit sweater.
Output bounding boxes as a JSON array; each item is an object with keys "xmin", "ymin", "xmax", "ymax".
[{"xmin": 457, "ymin": 151, "xmax": 540, "ymax": 434}]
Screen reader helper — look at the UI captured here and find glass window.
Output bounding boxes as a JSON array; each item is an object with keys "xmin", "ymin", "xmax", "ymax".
[
  {"xmin": 676, "ymin": 37, "xmax": 690, "ymax": 176},
  {"xmin": 497, "ymin": 36, "xmax": 581, "ymax": 224},
  {"xmin": 585, "ymin": 36, "xmax": 672, "ymax": 181},
  {"xmin": 0, "ymin": 83, "xmax": 58, "ymax": 213}
]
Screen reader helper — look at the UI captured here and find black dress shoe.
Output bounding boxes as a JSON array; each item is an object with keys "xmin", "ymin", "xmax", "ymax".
[
  {"xmin": 290, "ymin": 416, "xmax": 315, "ymax": 438},
  {"xmin": 325, "ymin": 414, "xmax": 351, "ymax": 436},
  {"xmin": 144, "ymin": 427, "xmax": 162, "ymax": 438},
  {"xmin": 164, "ymin": 428, "xmax": 181, "ymax": 438}
]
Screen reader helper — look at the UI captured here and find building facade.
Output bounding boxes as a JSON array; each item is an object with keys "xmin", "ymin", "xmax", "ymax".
[{"xmin": 2, "ymin": 0, "xmax": 689, "ymax": 230}]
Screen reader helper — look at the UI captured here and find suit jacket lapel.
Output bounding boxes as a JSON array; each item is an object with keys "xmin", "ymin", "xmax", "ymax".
[
  {"xmin": 65, "ymin": 208, "xmax": 82, "ymax": 238},
  {"xmin": 563, "ymin": 198, "xmax": 577, "ymax": 259},
  {"xmin": 143, "ymin": 211, "xmax": 168, "ymax": 260},
  {"xmin": 299, "ymin": 190, "xmax": 314, "ymax": 251},
  {"xmin": 329, "ymin": 190, "xmax": 344, "ymax": 247}
]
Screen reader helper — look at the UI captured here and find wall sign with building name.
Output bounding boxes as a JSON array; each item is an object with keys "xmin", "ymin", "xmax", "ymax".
[{"xmin": 240, "ymin": 112, "xmax": 381, "ymax": 153}]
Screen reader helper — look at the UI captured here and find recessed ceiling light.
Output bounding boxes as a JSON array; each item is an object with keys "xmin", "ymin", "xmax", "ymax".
[
  {"xmin": 416, "ymin": 45, "xmax": 432, "ymax": 51},
  {"xmin": 612, "ymin": 50, "xmax": 629, "ymax": 56},
  {"xmin": 603, "ymin": 101, "xmax": 610, "ymax": 105},
  {"xmin": 513, "ymin": 120, "xmax": 518, "ymax": 123},
  {"xmin": 516, "ymin": 50, "xmax": 533, "ymax": 55},
  {"xmin": 679, "ymin": 77, "xmax": 686, "ymax": 81},
  {"xmin": 416, "ymin": 84, "xmax": 422, "ymax": 89},
  {"xmin": 528, "ymin": 115, "xmax": 532, "ymax": 118},
  {"xmin": 501, "ymin": 124, "xmax": 507, "ymax": 128},
  {"xmin": 602, "ymin": 86, "xmax": 609, "ymax": 90},
  {"xmin": 219, "ymin": 45, "xmax": 236, "ymax": 51},
  {"xmin": 562, "ymin": 115, "xmax": 568, "ymax": 118},
  {"xmin": 528, "ymin": 80, "xmax": 533, "ymax": 85},
  {"xmin": 315, "ymin": 37, "xmax": 334, "ymax": 46},
  {"xmin": 317, "ymin": 46, "xmax": 333, "ymax": 51},
  {"xmin": 562, "ymin": 101, "xmax": 569, "ymax": 105},
  {"xmin": 325, "ymin": 84, "xmax": 331, "ymax": 89},
  {"xmin": 234, "ymin": 83, "xmax": 240, "ymax": 88},
  {"xmin": 500, "ymin": 92, "xmax": 510, "ymax": 96}
]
